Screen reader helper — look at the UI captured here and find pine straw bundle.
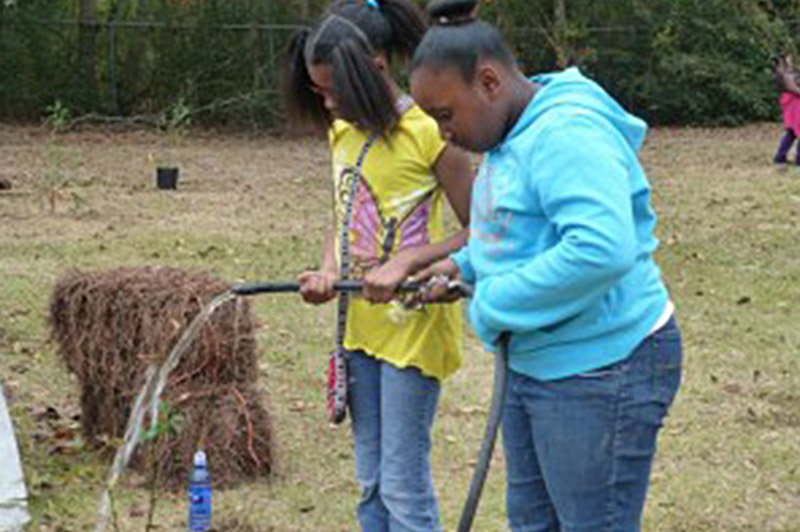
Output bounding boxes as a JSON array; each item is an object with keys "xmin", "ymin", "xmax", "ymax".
[
  {"xmin": 49, "ymin": 266, "xmax": 273, "ymax": 488},
  {"xmin": 145, "ymin": 386, "xmax": 273, "ymax": 490}
]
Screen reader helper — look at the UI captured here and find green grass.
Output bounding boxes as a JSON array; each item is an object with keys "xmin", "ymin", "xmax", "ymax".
[{"xmin": 1, "ymin": 123, "xmax": 798, "ymax": 531}]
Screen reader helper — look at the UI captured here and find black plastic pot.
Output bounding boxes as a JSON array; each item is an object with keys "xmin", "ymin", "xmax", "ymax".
[{"xmin": 156, "ymin": 167, "xmax": 179, "ymax": 190}]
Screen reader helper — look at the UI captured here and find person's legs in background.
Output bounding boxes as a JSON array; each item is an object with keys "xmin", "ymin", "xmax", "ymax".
[
  {"xmin": 793, "ymin": 133, "xmax": 800, "ymax": 165},
  {"xmin": 774, "ymin": 128, "xmax": 796, "ymax": 164}
]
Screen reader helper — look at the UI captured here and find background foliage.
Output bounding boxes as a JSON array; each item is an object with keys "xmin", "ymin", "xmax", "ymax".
[{"xmin": 1, "ymin": 0, "xmax": 798, "ymax": 126}]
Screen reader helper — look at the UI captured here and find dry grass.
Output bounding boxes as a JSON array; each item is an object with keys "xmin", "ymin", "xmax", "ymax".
[{"xmin": 0, "ymin": 122, "xmax": 798, "ymax": 531}]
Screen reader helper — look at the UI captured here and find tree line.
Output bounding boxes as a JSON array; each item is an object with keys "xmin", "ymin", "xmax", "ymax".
[{"xmin": 1, "ymin": 0, "xmax": 797, "ymax": 127}]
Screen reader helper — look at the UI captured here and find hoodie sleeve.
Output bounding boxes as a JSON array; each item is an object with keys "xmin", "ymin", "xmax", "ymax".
[
  {"xmin": 450, "ymin": 245, "xmax": 476, "ymax": 284},
  {"xmin": 472, "ymin": 113, "xmax": 637, "ymax": 336}
]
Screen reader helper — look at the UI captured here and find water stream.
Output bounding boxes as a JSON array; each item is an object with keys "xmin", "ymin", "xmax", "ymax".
[{"xmin": 94, "ymin": 290, "xmax": 237, "ymax": 532}]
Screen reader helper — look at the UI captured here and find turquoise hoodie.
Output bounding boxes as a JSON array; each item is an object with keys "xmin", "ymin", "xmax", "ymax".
[{"xmin": 451, "ymin": 67, "xmax": 670, "ymax": 380}]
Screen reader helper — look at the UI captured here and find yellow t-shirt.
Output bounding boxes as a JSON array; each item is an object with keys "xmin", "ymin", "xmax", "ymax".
[{"xmin": 329, "ymin": 105, "xmax": 463, "ymax": 381}]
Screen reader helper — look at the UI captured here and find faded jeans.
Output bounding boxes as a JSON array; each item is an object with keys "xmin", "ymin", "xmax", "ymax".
[
  {"xmin": 502, "ymin": 317, "xmax": 683, "ymax": 532},
  {"xmin": 346, "ymin": 351, "xmax": 442, "ymax": 532}
]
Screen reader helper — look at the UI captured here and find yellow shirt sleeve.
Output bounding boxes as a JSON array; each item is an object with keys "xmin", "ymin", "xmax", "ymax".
[{"xmin": 419, "ymin": 113, "xmax": 447, "ymax": 167}]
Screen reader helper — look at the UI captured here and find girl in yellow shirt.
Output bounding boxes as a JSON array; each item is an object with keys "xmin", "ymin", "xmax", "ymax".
[{"xmin": 284, "ymin": 1, "xmax": 473, "ymax": 530}]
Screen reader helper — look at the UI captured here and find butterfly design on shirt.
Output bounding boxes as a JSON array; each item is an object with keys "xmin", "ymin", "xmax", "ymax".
[{"xmin": 338, "ymin": 168, "xmax": 433, "ymax": 278}]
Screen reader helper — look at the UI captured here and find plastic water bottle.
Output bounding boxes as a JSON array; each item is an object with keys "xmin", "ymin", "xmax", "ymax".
[{"xmin": 188, "ymin": 450, "xmax": 211, "ymax": 531}]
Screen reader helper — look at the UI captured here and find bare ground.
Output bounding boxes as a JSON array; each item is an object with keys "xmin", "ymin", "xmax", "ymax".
[{"xmin": 1, "ymin": 122, "xmax": 799, "ymax": 531}]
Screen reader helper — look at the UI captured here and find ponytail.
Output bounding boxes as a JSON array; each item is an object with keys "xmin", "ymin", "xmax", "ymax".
[
  {"xmin": 281, "ymin": 0, "xmax": 426, "ymax": 136},
  {"xmin": 374, "ymin": 0, "xmax": 427, "ymax": 58},
  {"xmin": 283, "ymin": 27, "xmax": 332, "ymax": 132},
  {"xmin": 332, "ymin": 0, "xmax": 426, "ymax": 60},
  {"xmin": 331, "ymin": 38, "xmax": 398, "ymax": 137}
]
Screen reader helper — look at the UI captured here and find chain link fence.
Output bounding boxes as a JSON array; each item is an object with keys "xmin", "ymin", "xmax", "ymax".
[
  {"xmin": 0, "ymin": 1, "xmax": 796, "ymax": 127},
  {"xmin": 0, "ymin": 16, "xmax": 300, "ymax": 127}
]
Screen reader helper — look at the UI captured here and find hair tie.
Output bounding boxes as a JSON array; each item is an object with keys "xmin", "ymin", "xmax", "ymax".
[
  {"xmin": 428, "ymin": 0, "xmax": 478, "ymax": 25},
  {"xmin": 365, "ymin": 0, "xmax": 380, "ymax": 10},
  {"xmin": 435, "ymin": 14, "xmax": 475, "ymax": 26}
]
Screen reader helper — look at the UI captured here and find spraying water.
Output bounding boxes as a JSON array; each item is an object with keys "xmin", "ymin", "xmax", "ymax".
[
  {"xmin": 94, "ymin": 290, "xmax": 236, "ymax": 532},
  {"xmin": 92, "ymin": 279, "xmax": 502, "ymax": 532}
]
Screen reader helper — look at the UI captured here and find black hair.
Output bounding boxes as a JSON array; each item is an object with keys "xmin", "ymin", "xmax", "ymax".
[
  {"xmin": 335, "ymin": 0, "xmax": 427, "ymax": 61},
  {"xmin": 411, "ymin": 0, "xmax": 514, "ymax": 82},
  {"xmin": 283, "ymin": 0, "xmax": 427, "ymax": 137},
  {"xmin": 428, "ymin": 0, "xmax": 476, "ymax": 23}
]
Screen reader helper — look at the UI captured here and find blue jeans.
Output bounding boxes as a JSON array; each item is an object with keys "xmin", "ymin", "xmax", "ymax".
[
  {"xmin": 502, "ymin": 317, "xmax": 683, "ymax": 532},
  {"xmin": 346, "ymin": 351, "xmax": 442, "ymax": 532}
]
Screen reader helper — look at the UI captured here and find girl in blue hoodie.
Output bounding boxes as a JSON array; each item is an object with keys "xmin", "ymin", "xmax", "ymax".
[{"xmin": 408, "ymin": 1, "xmax": 683, "ymax": 531}]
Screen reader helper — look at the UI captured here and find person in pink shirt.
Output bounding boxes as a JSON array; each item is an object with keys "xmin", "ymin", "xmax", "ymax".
[{"xmin": 773, "ymin": 53, "xmax": 800, "ymax": 165}]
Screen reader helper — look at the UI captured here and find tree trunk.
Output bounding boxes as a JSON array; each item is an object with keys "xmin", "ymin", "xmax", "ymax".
[
  {"xmin": 554, "ymin": 0, "xmax": 569, "ymax": 68},
  {"xmin": 555, "ymin": 0, "xmax": 566, "ymax": 26},
  {"xmin": 299, "ymin": 0, "xmax": 310, "ymax": 20},
  {"xmin": 78, "ymin": 0, "xmax": 99, "ymax": 109},
  {"xmin": 251, "ymin": 0, "xmax": 263, "ymax": 92},
  {"xmin": 121, "ymin": 0, "xmax": 150, "ymax": 114}
]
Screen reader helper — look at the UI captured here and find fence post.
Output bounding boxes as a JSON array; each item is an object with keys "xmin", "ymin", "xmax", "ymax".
[
  {"xmin": 108, "ymin": 19, "xmax": 120, "ymax": 115},
  {"xmin": 79, "ymin": 0, "xmax": 99, "ymax": 110}
]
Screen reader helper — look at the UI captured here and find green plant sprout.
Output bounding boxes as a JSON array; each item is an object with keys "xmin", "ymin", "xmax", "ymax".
[
  {"xmin": 44, "ymin": 100, "xmax": 72, "ymax": 134},
  {"xmin": 156, "ymin": 98, "xmax": 192, "ymax": 168}
]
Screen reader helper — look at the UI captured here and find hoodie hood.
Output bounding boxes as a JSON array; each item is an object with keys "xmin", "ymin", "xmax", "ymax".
[{"xmin": 503, "ymin": 67, "xmax": 647, "ymax": 152}]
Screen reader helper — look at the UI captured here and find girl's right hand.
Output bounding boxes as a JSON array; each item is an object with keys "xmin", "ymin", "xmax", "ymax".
[
  {"xmin": 298, "ymin": 270, "xmax": 338, "ymax": 304},
  {"xmin": 409, "ymin": 258, "xmax": 462, "ymax": 303}
]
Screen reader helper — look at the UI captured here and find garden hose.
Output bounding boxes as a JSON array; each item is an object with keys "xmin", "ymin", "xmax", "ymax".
[
  {"xmin": 231, "ymin": 279, "xmax": 508, "ymax": 532},
  {"xmin": 231, "ymin": 280, "xmax": 423, "ymax": 295},
  {"xmin": 457, "ymin": 330, "xmax": 510, "ymax": 532}
]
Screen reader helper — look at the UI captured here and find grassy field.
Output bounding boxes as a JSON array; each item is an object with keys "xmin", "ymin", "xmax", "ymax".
[{"xmin": 1, "ymin": 122, "xmax": 798, "ymax": 532}]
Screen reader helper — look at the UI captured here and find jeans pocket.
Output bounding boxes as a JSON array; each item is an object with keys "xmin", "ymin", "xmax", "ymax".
[
  {"xmin": 651, "ymin": 320, "xmax": 683, "ymax": 372},
  {"xmin": 656, "ymin": 365, "xmax": 682, "ymax": 408},
  {"xmin": 651, "ymin": 329, "xmax": 683, "ymax": 406},
  {"xmin": 576, "ymin": 357, "xmax": 628, "ymax": 379}
]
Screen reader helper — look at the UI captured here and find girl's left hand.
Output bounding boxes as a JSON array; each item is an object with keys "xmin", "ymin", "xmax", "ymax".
[{"xmin": 363, "ymin": 252, "xmax": 415, "ymax": 304}]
